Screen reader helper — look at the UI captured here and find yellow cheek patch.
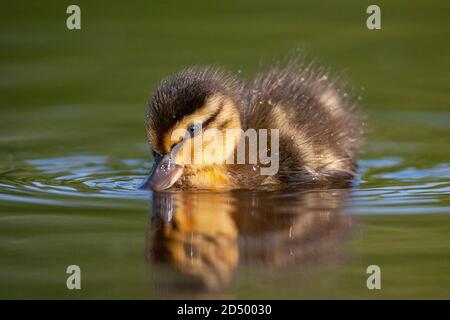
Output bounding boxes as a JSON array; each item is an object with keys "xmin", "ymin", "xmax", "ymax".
[
  {"xmin": 161, "ymin": 94, "xmax": 242, "ymax": 165},
  {"xmin": 215, "ymin": 103, "xmax": 241, "ymax": 130}
]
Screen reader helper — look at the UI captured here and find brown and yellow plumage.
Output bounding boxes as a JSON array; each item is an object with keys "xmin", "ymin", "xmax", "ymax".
[{"xmin": 144, "ymin": 60, "xmax": 363, "ymax": 190}]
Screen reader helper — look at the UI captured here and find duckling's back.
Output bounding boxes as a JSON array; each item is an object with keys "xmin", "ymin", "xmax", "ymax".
[{"xmin": 241, "ymin": 62, "xmax": 363, "ymax": 185}]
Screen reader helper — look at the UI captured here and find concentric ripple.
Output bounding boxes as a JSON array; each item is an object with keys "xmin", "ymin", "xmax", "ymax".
[{"xmin": 0, "ymin": 155, "xmax": 153, "ymax": 205}]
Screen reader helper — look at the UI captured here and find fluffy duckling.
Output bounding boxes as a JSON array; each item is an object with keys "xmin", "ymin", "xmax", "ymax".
[{"xmin": 144, "ymin": 61, "xmax": 362, "ymax": 191}]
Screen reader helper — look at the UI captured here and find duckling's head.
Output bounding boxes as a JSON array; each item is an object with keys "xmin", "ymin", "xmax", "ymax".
[{"xmin": 144, "ymin": 68, "xmax": 242, "ymax": 191}]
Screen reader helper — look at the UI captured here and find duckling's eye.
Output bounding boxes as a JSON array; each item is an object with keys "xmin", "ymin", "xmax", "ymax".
[{"xmin": 188, "ymin": 123, "xmax": 201, "ymax": 137}]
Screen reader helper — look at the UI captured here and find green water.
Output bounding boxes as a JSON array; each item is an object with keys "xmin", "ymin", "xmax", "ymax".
[{"xmin": 1, "ymin": 0, "xmax": 449, "ymax": 299}]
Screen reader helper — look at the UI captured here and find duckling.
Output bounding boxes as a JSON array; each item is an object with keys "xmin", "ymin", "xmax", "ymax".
[{"xmin": 144, "ymin": 61, "xmax": 362, "ymax": 191}]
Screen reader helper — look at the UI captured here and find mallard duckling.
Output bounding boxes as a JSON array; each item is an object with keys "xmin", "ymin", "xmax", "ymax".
[{"xmin": 144, "ymin": 61, "xmax": 362, "ymax": 190}]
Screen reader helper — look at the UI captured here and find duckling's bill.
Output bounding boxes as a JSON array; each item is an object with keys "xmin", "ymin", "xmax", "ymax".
[
  {"xmin": 141, "ymin": 137, "xmax": 188, "ymax": 191},
  {"xmin": 142, "ymin": 153, "xmax": 184, "ymax": 191}
]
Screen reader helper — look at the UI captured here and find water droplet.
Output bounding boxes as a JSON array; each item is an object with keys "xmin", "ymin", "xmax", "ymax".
[{"xmin": 160, "ymin": 157, "xmax": 176, "ymax": 172}]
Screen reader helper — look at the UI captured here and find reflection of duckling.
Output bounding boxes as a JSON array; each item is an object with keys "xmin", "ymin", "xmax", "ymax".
[
  {"xmin": 146, "ymin": 189, "xmax": 353, "ymax": 294},
  {"xmin": 144, "ymin": 61, "xmax": 362, "ymax": 190},
  {"xmin": 147, "ymin": 192, "xmax": 238, "ymax": 291}
]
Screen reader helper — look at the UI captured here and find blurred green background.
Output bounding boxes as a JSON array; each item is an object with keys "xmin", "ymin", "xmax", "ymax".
[
  {"xmin": 1, "ymin": 0, "xmax": 449, "ymax": 158},
  {"xmin": 0, "ymin": 0, "xmax": 449, "ymax": 299}
]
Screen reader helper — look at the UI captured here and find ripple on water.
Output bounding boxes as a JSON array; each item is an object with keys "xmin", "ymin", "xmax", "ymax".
[
  {"xmin": 374, "ymin": 164, "xmax": 450, "ymax": 181},
  {"xmin": 0, "ymin": 155, "xmax": 153, "ymax": 205},
  {"xmin": 0, "ymin": 155, "xmax": 448, "ymax": 215}
]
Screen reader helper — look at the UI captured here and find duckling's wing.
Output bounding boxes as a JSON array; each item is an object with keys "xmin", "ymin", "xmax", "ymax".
[{"xmin": 242, "ymin": 61, "xmax": 362, "ymax": 184}]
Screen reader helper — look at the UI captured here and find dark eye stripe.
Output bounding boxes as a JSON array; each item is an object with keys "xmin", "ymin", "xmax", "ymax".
[
  {"xmin": 202, "ymin": 101, "xmax": 224, "ymax": 129},
  {"xmin": 217, "ymin": 119, "xmax": 232, "ymax": 131}
]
